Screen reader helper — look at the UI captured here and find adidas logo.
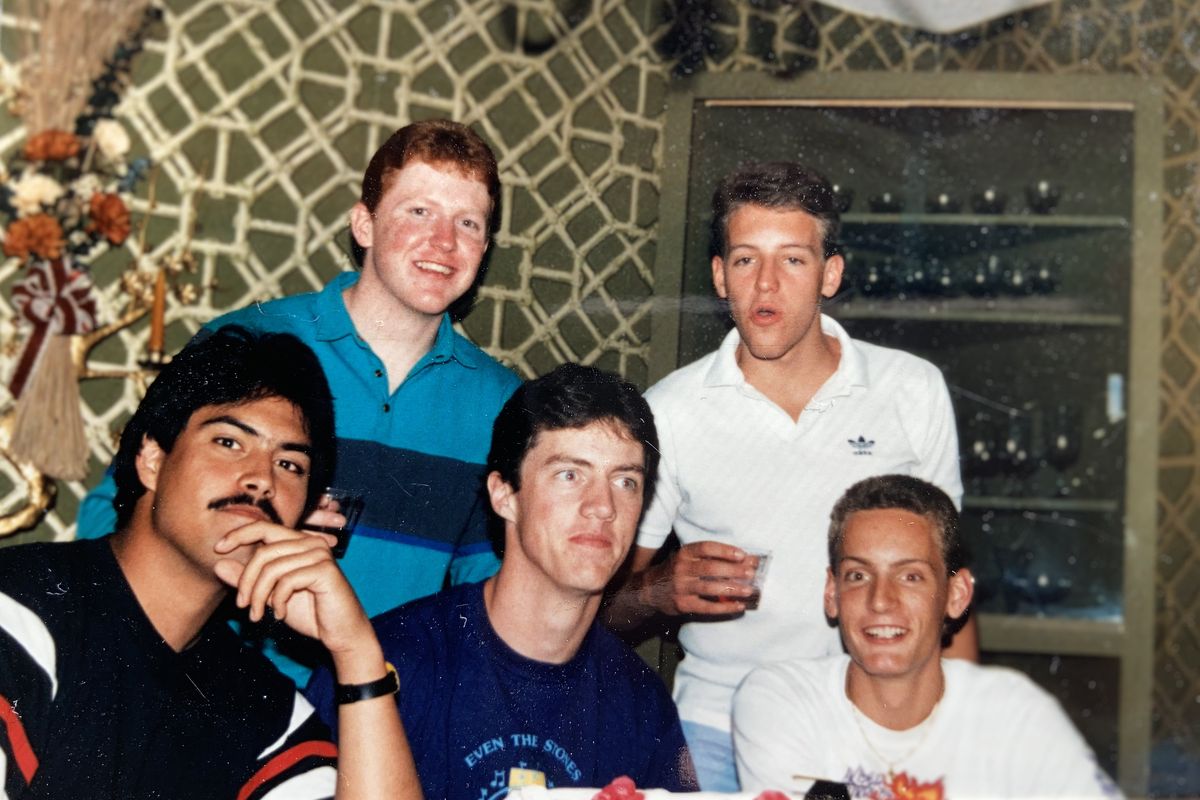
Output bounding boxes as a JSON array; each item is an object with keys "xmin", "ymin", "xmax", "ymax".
[{"xmin": 848, "ymin": 435, "xmax": 875, "ymax": 455}]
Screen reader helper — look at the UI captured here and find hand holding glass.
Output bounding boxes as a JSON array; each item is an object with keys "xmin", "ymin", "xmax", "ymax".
[
  {"xmin": 738, "ymin": 548, "xmax": 772, "ymax": 610},
  {"xmin": 702, "ymin": 547, "xmax": 772, "ymax": 610},
  {"xmin": 304, "ymin": 488, "xmax": 364, "ymax": 558}
]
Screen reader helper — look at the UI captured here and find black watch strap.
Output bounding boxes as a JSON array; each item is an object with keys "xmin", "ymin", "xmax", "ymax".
[{"xmin": 335, "ymin": 662, "xmax": 399, "ymax": 705}]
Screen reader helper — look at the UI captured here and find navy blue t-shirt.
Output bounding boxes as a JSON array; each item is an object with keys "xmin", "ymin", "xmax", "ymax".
[{"xmin": 306, "ymin": 581, "xmax": 696, "ymax": 797}]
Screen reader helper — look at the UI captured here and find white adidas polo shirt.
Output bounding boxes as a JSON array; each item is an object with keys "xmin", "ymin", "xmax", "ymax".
[{"xmin": 639, "ymin": 314, "xmax": 962, "ymax": 733}]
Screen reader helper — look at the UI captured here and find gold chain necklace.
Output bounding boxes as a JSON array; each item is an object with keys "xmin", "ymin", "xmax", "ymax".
[{"xmin": 848, "ymin": 693, "xmax": 943, "ymax": 783}]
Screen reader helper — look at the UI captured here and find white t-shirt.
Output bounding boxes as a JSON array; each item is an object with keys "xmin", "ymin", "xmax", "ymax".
[
  {"xmin": 733, "ymin": 654, "xmax": 1122, "ymax": 799},
  {"xmin": 639, "ymin": 316, "xmax": 962, "ymax": 732}
]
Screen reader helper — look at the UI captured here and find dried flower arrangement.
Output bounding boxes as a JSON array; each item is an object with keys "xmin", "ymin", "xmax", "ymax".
[{"xmin": 0, "ymin": 1, "xmax": 160, "ymax": 481}]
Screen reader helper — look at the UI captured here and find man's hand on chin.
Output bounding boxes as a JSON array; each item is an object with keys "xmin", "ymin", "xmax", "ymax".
[{"xmin": 212, "ymin": 521, "xmax": 375, "ymax": 658}]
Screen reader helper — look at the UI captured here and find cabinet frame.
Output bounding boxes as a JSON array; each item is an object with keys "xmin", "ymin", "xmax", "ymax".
[{"xmin": 650, "ymin": 72, "xmax": 1163, "ymax": 795}]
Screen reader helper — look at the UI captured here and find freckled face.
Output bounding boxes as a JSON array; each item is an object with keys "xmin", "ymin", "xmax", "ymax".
[
  {"xmin": 350, "ymin": 159, "xmax": 491, "ymax": 320},
  {"xmin": 712, "ymin": 204, "xmax": 843, "ymax": 364},
  {"xmin": 488, "ymin": 422, "xmax": 646, "ymax": 598},
  {"xmin": 824, "ymin": 509, "xmax": 972, "ymax": 684}
]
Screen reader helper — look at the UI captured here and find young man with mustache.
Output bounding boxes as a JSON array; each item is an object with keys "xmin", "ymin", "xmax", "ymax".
[{"xmin": 1, "ymin": 327, "xmax": 420, "ymax": 799}]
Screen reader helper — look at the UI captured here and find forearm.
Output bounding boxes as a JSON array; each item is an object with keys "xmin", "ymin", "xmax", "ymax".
[
  {"xmin": 332, "ymin": 645, "xmax": 423, "ymax": 800},
  {"xmin": 605, "ymin": 541, "xmax": 757, "ymax": 631},
  {"xmin": 215, "ymin": 523, "xmax": 424, "ymax": 798},
  {"xmin": 603, "ymin": 564, "xmax": 662, "ymax": 632}
]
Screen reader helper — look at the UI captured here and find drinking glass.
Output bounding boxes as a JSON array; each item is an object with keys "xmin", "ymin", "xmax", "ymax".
[
  {"xmin": 740, "ymin": 548, "xmax": 772, "ymax": 610},
  {"xmin": 308, "ymin": 488, "xmax": 365, "ymax": 558}
]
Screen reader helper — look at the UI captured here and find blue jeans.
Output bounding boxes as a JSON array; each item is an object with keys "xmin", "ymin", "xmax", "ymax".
[{"xmin": 681, "ymin": 719, "xmax": 740, "ymax": 791}]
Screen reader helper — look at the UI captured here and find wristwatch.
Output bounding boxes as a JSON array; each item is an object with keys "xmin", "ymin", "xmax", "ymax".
[{"xmin": 335, "ymin": 662, "xmax": 399, "ymax": 705}]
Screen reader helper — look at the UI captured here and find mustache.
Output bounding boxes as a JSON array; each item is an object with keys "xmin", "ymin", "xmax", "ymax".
[{"xmin": 207, "ymin": 493, "xmax": 283, "ymax": 525}]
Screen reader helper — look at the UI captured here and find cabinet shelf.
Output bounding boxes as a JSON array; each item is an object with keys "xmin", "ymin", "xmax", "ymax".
[
  {"xmin": 977, "ymin": 613, "xmax": 1124, "ymax": 657},
  {"xmin": 841, "ymin": 213, "xmax": 1130, "ymax": 258},
  {"xmin": 830, "ymin": 298, "xmax": 1124, "ymax": 327},
  {"xmin": 964, "ymin": 496, "xmax": 1120, "ymax": 513},
  {"xmin": 843, "ymin": 212, "xmax": 1129, "ymax": 228}
]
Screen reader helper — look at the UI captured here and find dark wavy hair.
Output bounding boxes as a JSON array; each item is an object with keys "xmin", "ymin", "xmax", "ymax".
[
  {"xmin": 487, "ymin": 363, "xmax": 658, "ymax": 502},
  {"xmin": 710, "ymin": 161, "xmax": 841, "ymax": 259},
  {"xmin": 111, "ymin": 326, "xmax": 336, "ymax": 530}
]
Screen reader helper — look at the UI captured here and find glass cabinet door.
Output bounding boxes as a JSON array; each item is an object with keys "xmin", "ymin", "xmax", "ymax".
[{"xmin": 652, "ymin": 72, "xmax": 1162, "ymax": 793}]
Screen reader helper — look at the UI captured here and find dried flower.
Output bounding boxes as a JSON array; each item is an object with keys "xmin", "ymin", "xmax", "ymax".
[
  {"xmin": 71, "ymin": 173, "xmax": 103, "ymax": 198},
  {"xmin": 23, "ymin": 129, "xmax": 81, "ymax": 161},
  {"xmin": 11, "ymin": 171, "xmax": 65, "ymax": 216},
  {"xmin": 173, "ymin": 282, "xmax": 197, "ymax": 304},
  {"xmin": 3, "ymin": 214, "xmax": 65, "ymax": 260},
  {"xmin": 55, "ymin": 194, "xmax": 86, "ymax": 231},
  {"xmin": 120, "ymin": 269, "xmax": 151, "ymax": 301},
  {"xmin": 164, "ymin": 250, "xmax": 198, "ymax": 275},
  {"xmin": 92, "ymin": 119, "xmax": 131, "ymax": 161},
  {"xmin": 86, "ymin": 192, "xmax": 130, "ymax": 245},
  {"xmin": 1, "ymin": 13, "xmax": 154, "ymax": 273}
]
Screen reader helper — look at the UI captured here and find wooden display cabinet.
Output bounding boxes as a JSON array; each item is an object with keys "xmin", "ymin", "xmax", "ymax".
[{"xmin": 650, "ymin": 72, "xmax": 1162, "ymax": 795}]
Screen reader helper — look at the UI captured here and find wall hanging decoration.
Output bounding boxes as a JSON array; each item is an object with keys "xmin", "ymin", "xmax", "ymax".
[{"xmin": 0, "ymin": 1, "xmax": 158, "ymax": 482}]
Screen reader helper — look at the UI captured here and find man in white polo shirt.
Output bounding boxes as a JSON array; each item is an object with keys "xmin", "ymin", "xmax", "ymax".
[{"xmin": 606, "ymin": 161, "xmax": 972, "ymax": 790}]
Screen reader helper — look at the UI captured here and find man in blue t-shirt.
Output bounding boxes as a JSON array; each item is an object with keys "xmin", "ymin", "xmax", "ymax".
[
  {"xmin": 306, "ymin": 364, "xmax": 699, "ymax": 797},
  {"xmin": 76, "ymin": 120, "xmax": 522, "ymax": 685}
]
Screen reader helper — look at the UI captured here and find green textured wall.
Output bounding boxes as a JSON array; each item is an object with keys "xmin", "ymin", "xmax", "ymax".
[{"xmin": 0, "ymin": 0, "xmax": 1196, "ymax": 793}]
